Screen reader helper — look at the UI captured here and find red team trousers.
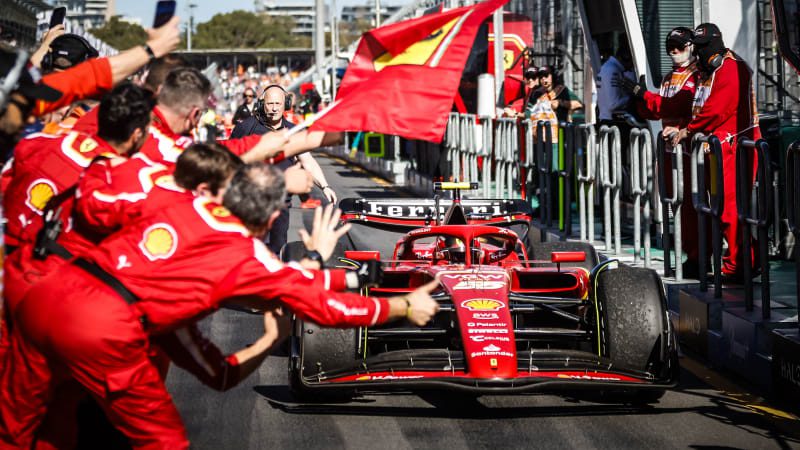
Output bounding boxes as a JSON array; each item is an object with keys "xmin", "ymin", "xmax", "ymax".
[{"xmin": 0, "ymin": 265, "xmax": 188, "ymax": 450}]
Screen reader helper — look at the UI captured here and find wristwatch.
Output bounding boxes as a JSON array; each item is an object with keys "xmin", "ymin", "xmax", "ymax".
[
  {"xmin": 143, "ymin": 44, "xmax": 157, "ymax": 62},
  {"xmin": 304, "ymin": 250, "xmax": 324, "ymax": 268}
]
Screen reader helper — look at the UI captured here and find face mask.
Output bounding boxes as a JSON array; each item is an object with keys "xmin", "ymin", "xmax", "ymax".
[{"xmin": 670, "ymin": 48, "xmax": 692, "ymax": 66}]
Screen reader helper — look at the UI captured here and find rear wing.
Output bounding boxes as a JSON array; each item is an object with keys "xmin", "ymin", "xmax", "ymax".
[{"xmin": 338, "ymin": 197, "xmax": 533, "ymax": 232}]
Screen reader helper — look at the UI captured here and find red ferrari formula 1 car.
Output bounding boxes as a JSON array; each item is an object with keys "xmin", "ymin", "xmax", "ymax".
[{"xmin": 285, "ymin": 183, "xmax": 678, "ymax": 403}]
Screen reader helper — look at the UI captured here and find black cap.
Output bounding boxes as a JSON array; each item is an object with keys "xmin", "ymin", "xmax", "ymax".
[
  {"xmin": 524, "ymin": 67, "xmax": 537, "ymax": 79},
  {"xmin": 692, "ymin": 23, "xmax": 722, "ymax": 46},
  {"xmin": 537, "ymin": 65, "xmax": 553, "ymax": 76},
  {"xmin": 0, "ymin": 47, "xmax": 62, "ymax": 102},
  {"xmin": 666, "ymin": 27, "xmax": 694, "ymax": 47},
  {"xmin": 48, "ymin": 34, "xmax": 99, "ymax": 70}
]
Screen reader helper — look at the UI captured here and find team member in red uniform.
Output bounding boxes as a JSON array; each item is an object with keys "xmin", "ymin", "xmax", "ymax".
[
  {"xmin": 138, "ymin": 67, "xmax": 339, "ymax": 166},
  {"xmin": 71, "ymin": 54, "xmax": 190, "ymax": 136},
  {"xmin": 628, "ymin": 27, "xmax": 698, "ymax": 126},
  {"xmin": 664, "ymin": 23, "xmax": 760, "ymax": 279},
  {"xmin": 15, "ymin": 144, "xmax": 285, "ymax": 450},
  {"xmin": 620, "ymin": 27, "xmax": 706, "ymax": 276},
  {"xmin": 2, "ymin": 83, "xmax": 155, "ymax": 314},
  {"xmin": 0, "ymin": 163, "xmax": 440, "ymax": 449}
]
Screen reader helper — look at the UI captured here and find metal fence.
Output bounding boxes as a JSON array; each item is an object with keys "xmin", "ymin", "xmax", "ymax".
[{"xmin": 432, "ymin": 114, "xmax": 778, "ymax": 305}]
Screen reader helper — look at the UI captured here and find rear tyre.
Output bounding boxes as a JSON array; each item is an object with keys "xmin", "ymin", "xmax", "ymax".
[
  {"xmin": 528, "ymin": 240, "xmax": 599, "ymax": 272},
  {"xmin": 288, "ymin": 320, "xmax": 358, "ymax": 402},
  {"xmin": 594, "ymin": 266, "xmax": 673, "ymax": 404}
]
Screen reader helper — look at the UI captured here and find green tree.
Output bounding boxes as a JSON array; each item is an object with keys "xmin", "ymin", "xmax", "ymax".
[
  {"xmin": 192, "ymin": 10, "xmax": 308, "ymax": 49},
  {"xmin": 339, "ymin": 18, "xmax": 372, "ymax": 48},
  {"xmin": 88, "ymin": 16, "xmax": 148, "ymax": 51}
]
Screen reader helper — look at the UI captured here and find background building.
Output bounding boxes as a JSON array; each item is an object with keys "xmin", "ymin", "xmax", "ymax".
[
  {"xmin": 1, "ymin": 0, "xmax": 52, "ymax": 48},
  {"xmin": 341, "ymin": 3, "xmax": 402, "ymax": 26},
  {"xmin": 49, "ymin": 0, "xmax": 114, "ymax": 30},
  {"xmin": 256, "ymin": 0, "xmax": 329, "ymax": 37}
]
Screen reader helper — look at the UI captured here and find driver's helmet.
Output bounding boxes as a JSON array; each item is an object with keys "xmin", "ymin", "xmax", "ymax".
[{"xmin": 442, "ymin": 237, "xmax": 467, "ymax": 263}]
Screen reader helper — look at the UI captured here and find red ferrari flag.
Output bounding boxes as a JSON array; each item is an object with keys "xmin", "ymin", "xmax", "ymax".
[{"xmin": 309, "ymin": 0, "xmax": 509, "ymax": 143}]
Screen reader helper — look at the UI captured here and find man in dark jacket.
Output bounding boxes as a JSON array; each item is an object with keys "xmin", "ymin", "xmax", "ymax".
[
  {"xmin": 231, "ymin": 84, "xmax": 335, "ymax": 254},
  {"xmin": 232, "ymin": 87, "xmax": 256, "ymax": 124}
]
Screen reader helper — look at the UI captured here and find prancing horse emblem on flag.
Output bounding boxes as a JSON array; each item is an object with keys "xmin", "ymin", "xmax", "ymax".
[{"xmin": 373, "ymin": 12, "xmax": 472, "ymax": 72}]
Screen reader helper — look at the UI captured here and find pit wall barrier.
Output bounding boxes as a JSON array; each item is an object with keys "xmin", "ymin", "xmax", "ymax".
[{"xmin": 327, "ymin": 114, "xmax": 800, "ymax": 403}]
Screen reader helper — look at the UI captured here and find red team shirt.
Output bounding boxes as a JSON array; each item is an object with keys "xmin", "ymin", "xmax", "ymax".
[
  {"xmin": 81, "ymin": 183, "xmax": 390, "ymax": 333},
  {"xmin": 638, "ymin": 63, "xmax": 698, "ymax": 128},
  {"xmin": 1, "ymin": 131, "xmax": 117, "ymax": 248}
]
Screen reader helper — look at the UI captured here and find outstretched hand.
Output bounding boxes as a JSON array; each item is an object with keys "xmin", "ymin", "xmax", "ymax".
[
  {"xmin": 402, "ymin": 279, "xmax": 441, "ymax": 326},
  {"xmin": 298, "ymin": 204, "xmax": 351, "ymax": 262}
]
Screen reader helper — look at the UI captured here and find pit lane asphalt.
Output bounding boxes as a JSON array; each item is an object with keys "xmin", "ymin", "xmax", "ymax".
[{"xmin": 166, "ymin": 154, "xmax": 800, "ymax": 449}]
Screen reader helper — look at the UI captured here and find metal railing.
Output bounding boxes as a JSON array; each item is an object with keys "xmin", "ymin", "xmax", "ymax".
[
  {"xmin": 658, "ymin": 134, "xmax": 685, "ymax": 280},
  {"xmin": 630, "ymin": 127, "xmax": 654, "ymax": 267},
  {"xmin": 557, "ymin": 122, "xmax": 576, "ymax": 239},
  {"xmin": 690, "ymin": 134, "xmax": 725, "ymax": 296},
  {"xmin": 576, "ymin": 124, "xmax": 596, "ymax": 243},
  {"xmin": 598, "ymin": 125, "xmax": 622, "ymax": 255},
  {"xmin": 535, "ymin": 120, "xmax": 556, "ymax": 231},
  {"xmin": 786, "ymin": 141, "xmax": 800, "ymax": 331},
  {"xmin": 522, "ymin": 119, "xmax": 537, "ymax": 205},
  {"xmin": 494, "ymin": 118, "xmax": 521, "ymax": 199},
  {"xmin": 737, "ymin": 139, "xmax": 772, "ymax": 318}
]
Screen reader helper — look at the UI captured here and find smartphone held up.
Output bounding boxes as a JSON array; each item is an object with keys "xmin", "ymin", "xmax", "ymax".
[
  {"xmin": 49, "ymin": 7, "xmax": 66, "ymax": 29},
  {"xmin": 153, "ymin": 1, "xmax": 177, "ymax": 28}
]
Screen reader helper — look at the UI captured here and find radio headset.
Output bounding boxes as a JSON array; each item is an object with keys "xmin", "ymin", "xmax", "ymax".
[
  {"xmin": 253, "ymin": 84, "xmax": 292, "ymax": 124},
  {"xmin": 41, "ymin": 34, "xmax": 99, "ymax": 73},
  {"xmin": 706, "ymin": 52, "xmax": 724, "ymax": 71}
]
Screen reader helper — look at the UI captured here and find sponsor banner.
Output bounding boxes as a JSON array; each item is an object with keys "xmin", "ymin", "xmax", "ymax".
[
  {"xmin": 772, "ymin": 330, "xmax": 800, "ymax": 404},
  {"xmin": 678, "ymin": 290, "xmax": 710, "ymax": 358}
]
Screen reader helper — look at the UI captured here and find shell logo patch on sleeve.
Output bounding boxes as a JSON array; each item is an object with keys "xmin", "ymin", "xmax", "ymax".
[
  {"xmin": 139, "ymin": 223, "xmax": 179, "ymax": 261},
  {"xmin": 25, "ymin": 179, "xmax": 57, "ymax": 213}
]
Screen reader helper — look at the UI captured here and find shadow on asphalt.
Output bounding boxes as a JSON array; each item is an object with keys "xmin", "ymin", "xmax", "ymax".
[
  {"xmin": 255, "ymin": 384, "xmax": 672, "ymax": 419},
  {"xmin": 252, "ymin": 383, "xmax": 800, "ymax": 445}
]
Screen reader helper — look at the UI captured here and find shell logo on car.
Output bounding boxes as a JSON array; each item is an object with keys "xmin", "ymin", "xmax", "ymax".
[
  {"xmin": 139, "ymin": 223, "xmax": 178, "ymax": 261},
  {"xmin": 461, "ymin": 299, "xmax": 505, "ymax": 311},
  {"xmin": 25, "ymin": 179, "xmax": 56, "ymax": 213}
]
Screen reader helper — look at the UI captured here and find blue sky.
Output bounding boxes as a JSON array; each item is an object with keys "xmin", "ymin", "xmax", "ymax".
[{"xmin": 114, "ymin": 0, "xmax": 405, "ymax": 25}]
